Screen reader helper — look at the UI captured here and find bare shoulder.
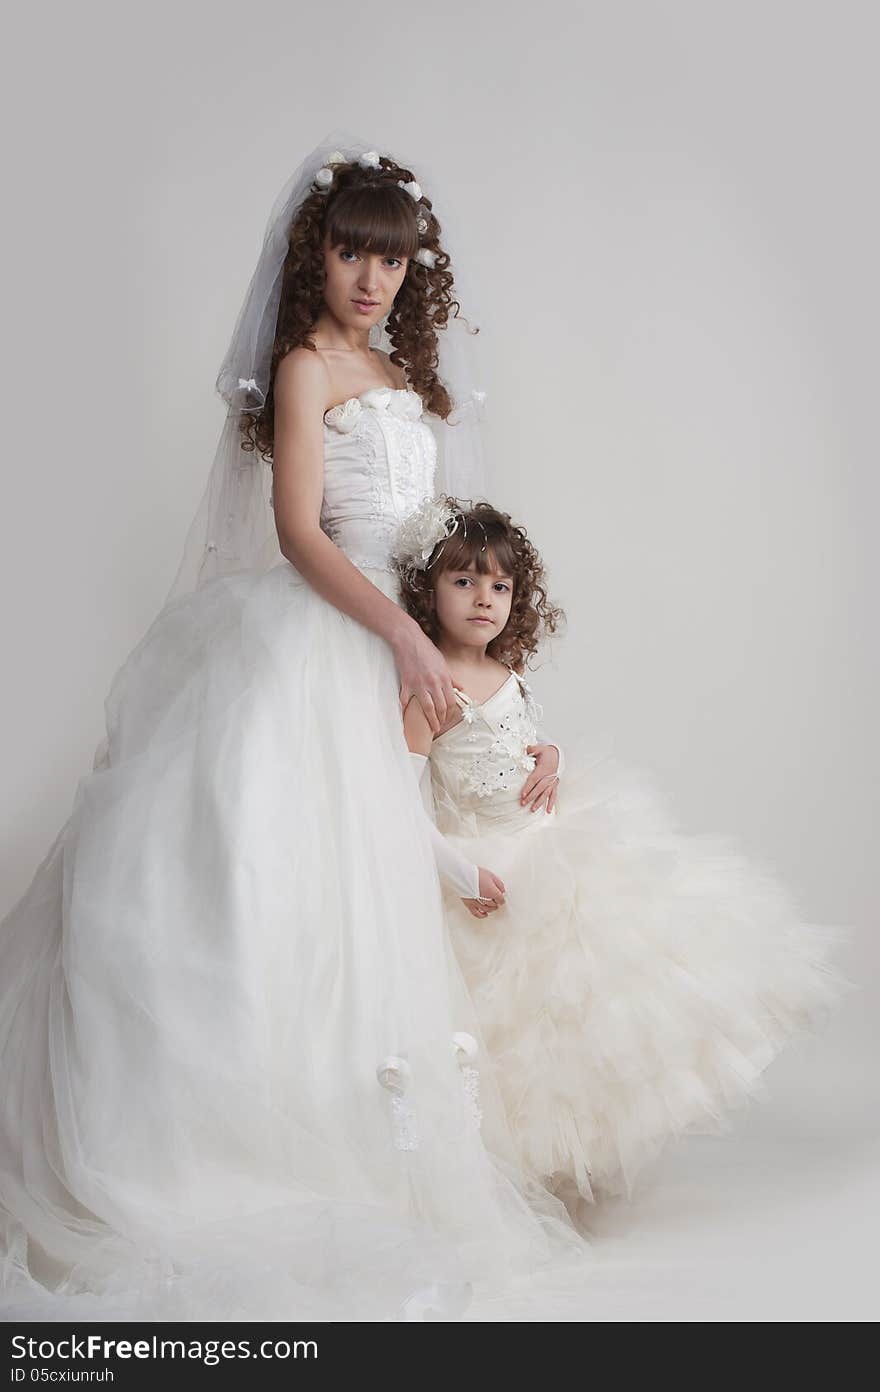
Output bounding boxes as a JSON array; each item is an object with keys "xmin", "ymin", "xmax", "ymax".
[
  {"xmin": 373, "ymin": 349, "xmax": 408, "ymax": 390},
  {"xmin": 274, "ymin": 345, "xmax": 333, "ymax": 419}
]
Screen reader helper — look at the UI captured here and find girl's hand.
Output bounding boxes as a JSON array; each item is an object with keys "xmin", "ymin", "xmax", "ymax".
[
  {"xmin": 394, "ymin": 622, "xmax": 457, "ymax": 734},
  {"xmin": 520, "ymin": 745, "xmax": 560, "ymax": 814},
  {"xmin": 462, "ymin": 868, "xmax": 506, "ymax": 919}
]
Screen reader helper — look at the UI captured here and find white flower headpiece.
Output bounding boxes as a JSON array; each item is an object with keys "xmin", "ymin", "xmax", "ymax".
[
  {"xmin": 391, "ymin": 496, "xmax": 460, "ymax": 579},
  {"xmin": 391, "ymin": 495, "xmax": 488, "ymax": 583}
]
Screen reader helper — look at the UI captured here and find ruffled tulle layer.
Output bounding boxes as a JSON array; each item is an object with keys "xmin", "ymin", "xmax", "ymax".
[
  {"xmin": 440, "ymin": 752, "xmax": 843, "ymax": 1203},
  {"xmin": 0, "ymin": 560, "xmax": 590, "ymax": 1321}
]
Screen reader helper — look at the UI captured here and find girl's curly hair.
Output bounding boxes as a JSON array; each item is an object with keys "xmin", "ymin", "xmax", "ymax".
[
  {"xmin": 397, "ymin": 500, "xmax": 565, "ymax": 673},
  {"xmin": 240, "ymin": 153, "xmax": 473, "ymax": 460}
]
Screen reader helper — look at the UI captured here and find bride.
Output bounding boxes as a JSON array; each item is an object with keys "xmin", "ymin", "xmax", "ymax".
[{"xmin": 0, "ymin": 131, "xmax": 588, "ymax": 1322}]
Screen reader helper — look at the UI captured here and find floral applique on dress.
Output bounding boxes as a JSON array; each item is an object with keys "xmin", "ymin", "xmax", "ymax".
[{"xmin": 454, "ymin": 669, "xmax": 543, "ymax": 800}]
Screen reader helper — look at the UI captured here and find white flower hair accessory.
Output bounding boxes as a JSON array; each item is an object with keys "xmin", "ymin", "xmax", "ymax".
[
  {"xmin": 358, "ymin": 149, "xmax": 381, "ymax": 169},
  {"xmin": 391, "ymin": 495, "xmax": 462, "ymax": 580},
  {"xmin": 391, "ymin": 495, "xmax": 489, "ymax": 583},
  {"xmin": 415, "ymin": 247, "xmax": 437, "ymax": 269},
  {"xmin": 312, "ymin": 149, "xmax": 353, "ymax": 192},
  {"xmin": 397, "ymin": 178, "xmax": 423, "ymax": 201}
]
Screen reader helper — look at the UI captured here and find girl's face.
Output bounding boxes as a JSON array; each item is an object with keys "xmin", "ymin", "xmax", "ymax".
[
  {"xmin": 322, "ymin": 234, "xmax": 409, "ymax": 328},
  {"xmin": 433, "ymin": 560, "xmax": 514, "ymax": 650}
]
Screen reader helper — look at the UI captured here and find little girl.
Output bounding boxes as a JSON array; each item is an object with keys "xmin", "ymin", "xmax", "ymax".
[{"xmin": 394, "ymin": 496, "xmax": 842, "ymax": 1209}]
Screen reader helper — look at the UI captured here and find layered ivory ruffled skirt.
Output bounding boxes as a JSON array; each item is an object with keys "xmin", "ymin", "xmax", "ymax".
[
  {"xmin": 438, "ymin": 757, "xmax": 842, "ymax": 1205},
  {"xmin": 0, "ymin": 561, "xmax": 589, "ymax": 1321}
]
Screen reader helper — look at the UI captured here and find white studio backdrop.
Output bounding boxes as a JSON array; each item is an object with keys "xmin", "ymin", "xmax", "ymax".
[{"xmin": 1, "ymin": 0, "xmax": 877, "ymax": 1318}]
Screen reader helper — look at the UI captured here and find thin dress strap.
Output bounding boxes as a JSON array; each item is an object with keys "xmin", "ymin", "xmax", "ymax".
[{"xmin": 506, "ymin": 665, "xmax": 527, "ymax": 690}]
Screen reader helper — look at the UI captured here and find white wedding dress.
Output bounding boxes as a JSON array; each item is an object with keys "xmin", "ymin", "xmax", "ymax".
[{"xmin": 0, "ymin": 386, "xmax": 587, "ymax": 1322}]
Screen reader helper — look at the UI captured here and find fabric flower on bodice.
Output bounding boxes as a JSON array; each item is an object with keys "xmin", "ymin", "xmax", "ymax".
[
  {"xmin": 323, "ymin": 397, "xmax": 363, "ymax": 434},
  {"xmin": 459, "ymin": 702, "xmax": 479, "ymax": 739},
  {"xmin": 360, "ymin": 386, "xmax": 423, "ymax": 419},
  {"xmin": 323, "ymin": 387, "xmax": 424, "ymax": 434},
  {"xmin": 459, "ymin": 703, "xmax": 538, "ymax": 801}
]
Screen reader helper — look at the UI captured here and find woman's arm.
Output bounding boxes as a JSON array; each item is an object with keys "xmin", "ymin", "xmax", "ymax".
[{"xmin": 271, "ymin": 349, "xmax": 456, "ymax": 731}]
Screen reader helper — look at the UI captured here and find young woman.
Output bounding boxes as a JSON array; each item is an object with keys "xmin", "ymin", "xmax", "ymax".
[{"xmin": 0, "ymin": 135, "xmax": 587, "ymax": 1322}]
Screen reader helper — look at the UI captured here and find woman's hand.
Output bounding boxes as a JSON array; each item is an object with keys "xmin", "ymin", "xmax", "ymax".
[
  {"xmin": 394, "ymin": 621, "xmax": 457, "ymax": 734},
  {"xmin": 462, "ymin": 868, "xmax": 506, "ymax": 919},
  {"xmin": 520, "ymin": 745, "xmax": 560, "ymax": 813}
]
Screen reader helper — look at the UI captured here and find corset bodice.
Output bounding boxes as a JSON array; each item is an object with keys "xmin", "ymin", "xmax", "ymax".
[{"xmin": 320, "ymin": 386, "xmax": 437, "ymax": 573}]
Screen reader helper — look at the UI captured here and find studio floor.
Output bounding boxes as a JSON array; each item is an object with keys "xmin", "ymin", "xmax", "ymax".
[{"xmin": 466, "ymin": 1016, "xmax": 880, "ymax": 1322}]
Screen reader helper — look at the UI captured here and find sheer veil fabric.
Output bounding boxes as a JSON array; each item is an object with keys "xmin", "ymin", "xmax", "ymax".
[{"xmin": 0, "ymin": 131, "xmax": 593, "ymax": 1322}]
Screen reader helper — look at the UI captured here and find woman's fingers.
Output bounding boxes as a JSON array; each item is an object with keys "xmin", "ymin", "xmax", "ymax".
[
  {"xmin": 438, "ymin": 673, "xmax": 456, "ymax": 725},
  {"xmin": 430, "ymin": 674, "xmax": 455, "ymax": 727},
  {"xmin": 403, "ymin": 681, "xmax": 441, "ymax": 733},
  {"xmin": 419, "ymin": 691, "xmax": 440, "ymax": 735}
]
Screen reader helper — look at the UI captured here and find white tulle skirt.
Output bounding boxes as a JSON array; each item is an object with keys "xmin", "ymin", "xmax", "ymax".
[
  {"xmin": 0, "ymin": 561, "xmax": 589, "ymax": 1321},
  {"xmin": 437, "ymin": 753, "xmax": 843, "ymax": 1204}
]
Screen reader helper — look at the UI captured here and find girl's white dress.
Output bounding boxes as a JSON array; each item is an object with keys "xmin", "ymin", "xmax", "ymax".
[
  {"xmin": 429, "ymin": 666, "xmax": 841, "ymax": 1202},
  {"xmin": 0, "ymin": 388, "xmax": 587, "ymax": 1322}
]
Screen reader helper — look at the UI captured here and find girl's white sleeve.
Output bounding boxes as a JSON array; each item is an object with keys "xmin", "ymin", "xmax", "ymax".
[{"xmin": 408, "ymin": 752, "xmax": 481, "ymax": 901}]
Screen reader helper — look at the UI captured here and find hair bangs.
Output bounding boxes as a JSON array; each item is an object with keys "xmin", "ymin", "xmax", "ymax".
[
  {"xmin": 325, "ymin": 186, "xmax": 419, "ymax": 260},
  {"xmin": 434, "ymin": 523, "xmax": 518, "ymax": 581}
]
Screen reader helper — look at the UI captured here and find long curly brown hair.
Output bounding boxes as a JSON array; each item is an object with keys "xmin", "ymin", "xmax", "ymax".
[
  {"xmin": 240, "ymin": 153, "xmax": 474, "ymax": 460},
  {"xmin": 397, "ymin": 500, "xmax": 565, "ymax": 673}
]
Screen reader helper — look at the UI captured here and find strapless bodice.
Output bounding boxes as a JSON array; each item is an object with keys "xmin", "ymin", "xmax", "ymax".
[
  {"xmin": 320, "ymin": 386, "xmax": 437, "ymax": 573},
  {"xmin": 430, "ymin": 668, "xmax": 545, "ymax": 833}
]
